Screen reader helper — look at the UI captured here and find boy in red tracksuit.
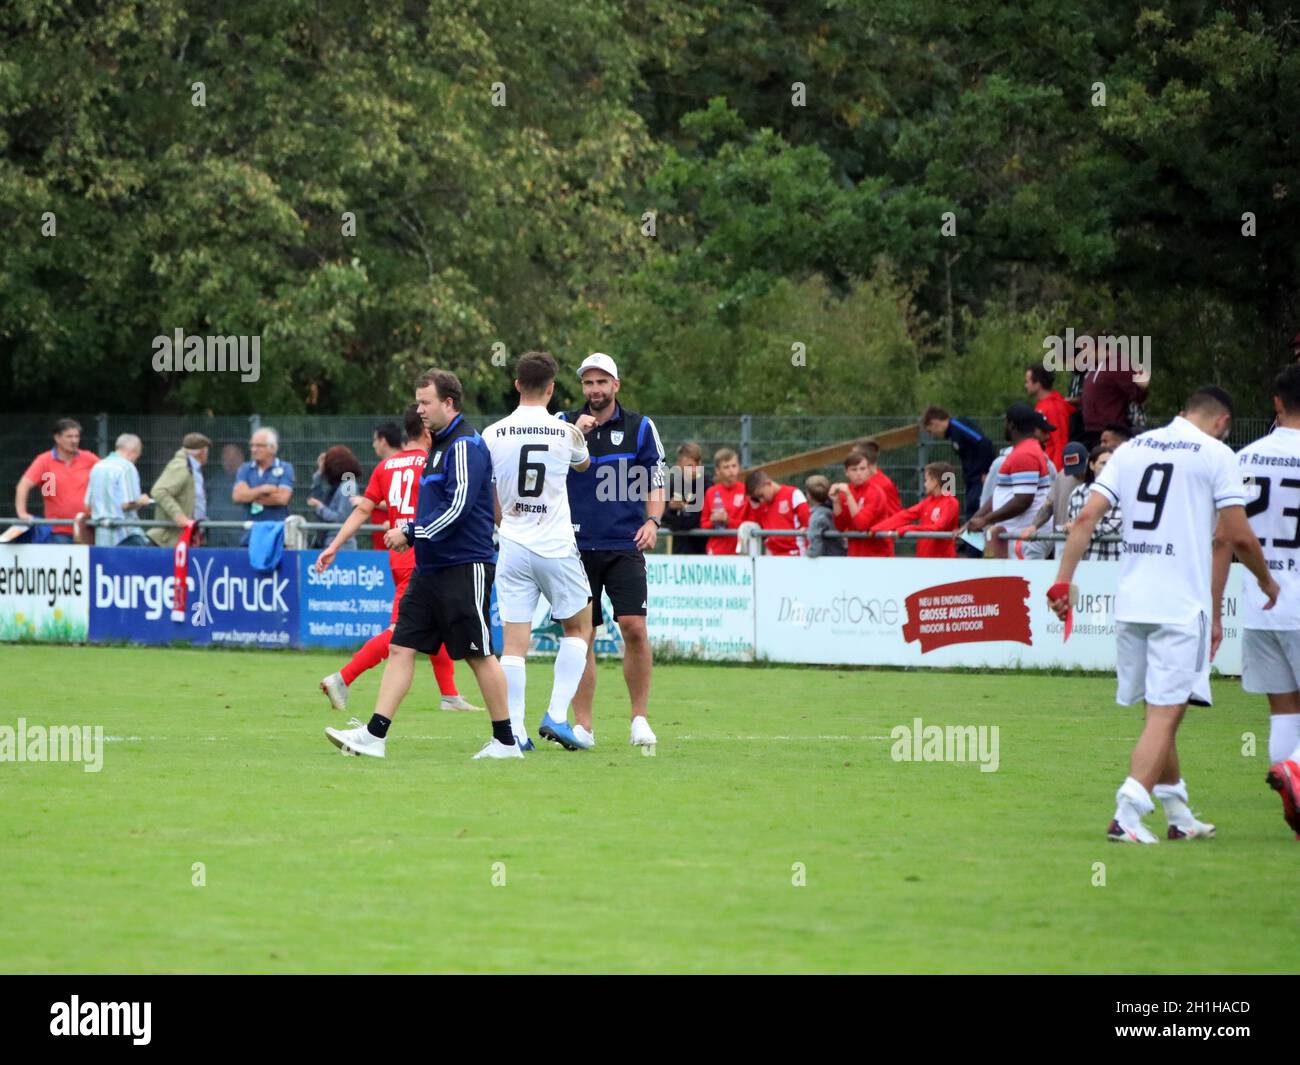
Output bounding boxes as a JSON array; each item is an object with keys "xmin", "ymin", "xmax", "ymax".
[
  {"xmin": 831, "ymin": 450, "xmax": 893, "ymax": 557},
  {"xmin": 743, "ymin": 470, "xmax": 810, "ymax": 556},
  {"xmin": 701, "ymin": 447, "xmax": 751, "ymax": 555},
  {"xmin": 853, "ymin": 439, "xmax": 902, "ymax": 516},
  {"xmin": 871, "ymin": 462, "xmax": 961, "ymax": 558}
]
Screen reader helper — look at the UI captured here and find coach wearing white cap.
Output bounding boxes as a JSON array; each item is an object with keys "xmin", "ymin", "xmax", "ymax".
[{"xmin": 557, "ymin": 353, "xmax": 666, "ymax": 749}]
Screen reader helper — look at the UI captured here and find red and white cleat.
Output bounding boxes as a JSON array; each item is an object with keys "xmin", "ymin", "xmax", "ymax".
[{"xmin": 1266, "ymin": 760, "xmax": 1300, "ymax": 838}]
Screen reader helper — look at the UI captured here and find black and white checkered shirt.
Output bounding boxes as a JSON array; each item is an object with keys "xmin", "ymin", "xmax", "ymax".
[{"xmin": 1068, "ymin": 482, "xmax": 1124, "ymax": 561}]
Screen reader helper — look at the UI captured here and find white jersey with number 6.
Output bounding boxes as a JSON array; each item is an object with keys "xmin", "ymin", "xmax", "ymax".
[
  {"xmin": 1237, "ymin": 426, "xmax": 1300, "ymax": 630},
  {"xmin": 485, "ymin": 404, "xmax": 589, "ymax": 558},
  {"xmin": 1092, "ymin": 416, "xmax": 1245, "ymax": 625}
]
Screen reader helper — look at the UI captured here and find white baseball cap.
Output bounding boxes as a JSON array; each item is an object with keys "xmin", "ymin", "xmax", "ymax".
[{"xmin": 577, "ymin": 352, "xmax": 619, "ymax": 380}]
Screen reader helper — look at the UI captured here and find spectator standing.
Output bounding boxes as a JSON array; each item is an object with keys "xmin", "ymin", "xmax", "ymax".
[
  {"xmin": 232, "ymin": 427, "xmax": 294, "ymax": 545},
  {"xmin": 1067, "ymin": 446, "xmax": 1123, "ymax": 561},
  {"xmin": 308, "ymin": 446, "xmax": 364, "ymax": 550},
  {"xmin": 1081, "ymin": 359, "xmax": 1149, "ymax": 448},
  {"xmin": 15, "ymin": 418, "xmax": 100, "ymax": 543},
  {"xmin": 1024, "ymin": 365, "xmax": 1074, "ymax": 470},
  {"xmin": 84, "ymin": 433, "xmax": 151, "ymax": 546},
  {"xmin": 804, "ymin": 475, "xmax": 847, "ymax": 558},
  {"xmin": 203, "ymin": 444, "xmax": 246, "ymax": 546},
  {"xmin": 965, "ymin": 404, "xmax": 1053, "ymax": 558},
  {"xmin": 700, "ymin": 447, "xmax": 749, "ymax": 555},
  {"xmin": 1018, "ymin": 440, "xmax": 1088, "ymax": 560},
  {"xmin": 147, "ymin": 433, "xmax": 211, "ymax": 547},
  {"xmin": 852, "ymin": 439, "xmax": 902, "ymax": 516},
  {"xmin": 662, "ymin": 442, "xmax": 708, "ymax": 555},
  {"xmin": 921, "ymin": 406, "xmax": 995, "ymax": 521},
  {"xmin": 830, "ymin": 450, "xmax": 893, "ymax": 558},
  {"xmin": 871, "ymin": 462, "xmax": 961, "ymax": 558},
  {"xmin": 744, "ymin": 471, "xmax": 810, "ymax": 557}
]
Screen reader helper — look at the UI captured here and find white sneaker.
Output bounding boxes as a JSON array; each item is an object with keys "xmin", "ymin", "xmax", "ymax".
[
  {"xmin": 472, "ymin": 738, "xmax": 525, "ymax": 760},
  {"xmin": 573, "ymin": 724, "xmax": 596, "ymax": 749},
  {"xmin": 320, "ymin": 672, "xmax": 348, "ymax": 711},
  {"xmin": 1167, "ymin": 816, "xmax": 1216, "ymax": 840},
  {"xmin": 441, "ymin": 694, "xmax": 483, "ymax": 712},
  {"xmin": 1107, "ymin": 804, "xmax": 1158, "ymax": 844},
  {"xmin": 325, "ymin": 717, "xmax": 385, "ymax": 758},
  {"xmin": 630, "ymin": 716, "xmax": 657, "ymax": 746}
]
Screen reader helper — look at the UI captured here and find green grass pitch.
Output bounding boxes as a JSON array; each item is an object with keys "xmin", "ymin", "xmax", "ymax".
[{"xmin": 3, "ymin": 644, "xmax": 1298, "ymax": 973}]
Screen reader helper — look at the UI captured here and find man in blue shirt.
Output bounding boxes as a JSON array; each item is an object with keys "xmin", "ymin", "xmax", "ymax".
[
  {"xmin": 84, "ymin": 433, "xmax": 151, "ymax": 546},
  {"xmin": 324, "ymin": 369, "xmax": 518, "ymax": 762},
  {"xmin": 558, "ymin": 353, "xmax": 665, "ymax": 749},
  {"xmin": 232, "ymin": 427, "xmax": 294, "ymax": 545}
]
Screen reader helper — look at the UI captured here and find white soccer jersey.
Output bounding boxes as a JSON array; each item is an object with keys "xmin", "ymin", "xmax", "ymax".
[
  {"xmin": 1237, "ymin": 426, "xmax": 1300, "ymax": 630},
  {"xmin": 1092, "ymin": 416, "xmax": 1245, "ymax": 624},
  {"xmin": 485, "ymin": 404, "xmax": 589, "ymax": 558}
]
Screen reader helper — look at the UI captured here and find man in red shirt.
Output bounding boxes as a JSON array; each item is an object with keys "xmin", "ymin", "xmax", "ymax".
[
  {"xmin": 853, "ymin": 439, "xmax": 902, "ymax": 517},
  {"xmin": 15, "ymin": 418, "xmax": 99, "ymax": 543},
  {"xmin": 871, "ymin": 462, "xmax": 961, "ymax": 558},
  {"xmin": 831, "ymin": 450, "xmax": 893, "ymax": 557},
  {"xmin": 701, "ymin": 447, "xmax": 750, "ymax": 555},
  {"xmin": 314, "ymin": 407, "xmax": 479, "ymax": 712},
  {"xmin": 743, "ymin": 471, "xmax": 810, "ymax": 556},
  {"xmin": 1025, "ymin": 366, "xmax": 1074, "ymax": 470}
]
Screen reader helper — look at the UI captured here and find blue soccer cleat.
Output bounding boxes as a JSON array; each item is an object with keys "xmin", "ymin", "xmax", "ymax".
[
  {"xmin": 538, "ymin": 714, "xmax": 591, "ymax": 751},
  {"xmin": 518, "ymin": 736, "xmax": 536, "ymax": 752}
]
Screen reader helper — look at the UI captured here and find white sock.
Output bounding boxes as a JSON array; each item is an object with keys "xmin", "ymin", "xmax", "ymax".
[
  {"xmin": 1269, "ymin": 713, "xmax": 1300, "ymax": 764},
  {"xmin": 1115, "ymin": 776, "xmax": 1154, "ymax": 820},
  {"xmin": 546, "ymin": 637, "xmax": 587, "ymax": 725},
  {"xmin": 501, "ymin": 655, "xmax": 526, "ymax": 740},
  {"xmin": 1153, "ymin": 778, "xmax": 1192, "ymax": 826}
]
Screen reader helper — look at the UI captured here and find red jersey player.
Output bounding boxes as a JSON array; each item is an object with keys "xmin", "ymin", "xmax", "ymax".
[
  {"xmin": 831, "ymin": 450, "xmax": 894, "ymax": 557},
  {"xmin": 743, "ymin": 470, "xmax": 810, "ymax": 556},
  {"xmin": 701, "ymin": 447, "xmax": 751, "ymax": 555},
  {"xmin": 315, "ymin": 406, "xmax": 480, "ymax": 712},
  {"xmin": 854, "ymin": 439, "xmax": 902, "ymax": 516},
  {"xmin": 871, "ymin": 462, "xmax": 961, "ymax": 558}
]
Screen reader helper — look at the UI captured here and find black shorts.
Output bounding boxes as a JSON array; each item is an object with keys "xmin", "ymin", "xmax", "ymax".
[
  {"xmin": 581, "ymin": 550, "xmax": 646, "ymax": 627},
  {"xmin": 391, "ymin": 562, "xmax": 494, "ymax": 659}
]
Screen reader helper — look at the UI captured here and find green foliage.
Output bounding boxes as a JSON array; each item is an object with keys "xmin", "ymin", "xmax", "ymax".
[{"xmin": 1, "ymin": 1, "xmax": 1297, "ymax": 420}]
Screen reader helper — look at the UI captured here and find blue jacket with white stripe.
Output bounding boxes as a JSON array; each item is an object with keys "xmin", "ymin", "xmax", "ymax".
[
  {"xmin": 558, "ymin": 402, "xmax": 665, "ymax": 551},
  {"xmin": 403, "ymin": 413, "xmax": 497, "ymax": 572}
]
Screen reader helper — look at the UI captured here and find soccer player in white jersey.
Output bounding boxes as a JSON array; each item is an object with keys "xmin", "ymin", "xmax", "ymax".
[
  {"xmin": 484, "ymin": 351, "xmax": 595, "ymax": 752},
  {"xmin": 1049, "ymin": 386, "xmax": 1278, "ymax": 843},
  {"xmin": 1224, "ymin": 364, "xmax": 1300, "ymax": 836}
]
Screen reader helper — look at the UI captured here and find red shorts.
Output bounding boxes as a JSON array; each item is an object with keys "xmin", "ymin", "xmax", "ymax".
[{"xmin": 390, "ymin": 567, "xmax": 413, "ymax": 624}]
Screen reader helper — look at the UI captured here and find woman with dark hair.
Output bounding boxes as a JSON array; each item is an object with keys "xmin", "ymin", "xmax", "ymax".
[
  {"xmin": 1065, "ymin": 445, "xmax": 1123, "ymax": 561},
  {"xmin": 308, "ymin": 445, "xmax": 364, "ymax": 549}
]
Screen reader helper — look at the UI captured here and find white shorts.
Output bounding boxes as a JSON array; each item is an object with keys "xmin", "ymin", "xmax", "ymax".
[
  {"xmin": 495, "ymin": 537, "xmax": 591, "ymax": 624},
  {"xmin": 1115, "ymin": 613, "xmax": 1212, "ymax": 707},
  {"xmin": 1242, "ymin": 628, "xmax": 1300, "ymax": 695}
]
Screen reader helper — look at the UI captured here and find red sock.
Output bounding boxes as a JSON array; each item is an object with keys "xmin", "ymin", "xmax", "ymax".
[
  {"xmin": 431, "ymin": 645, "xmax": 458, "ymax": 697},
  {"xmin": 341, "ymin": 629, "xmax": 392, "ymax": 685}
]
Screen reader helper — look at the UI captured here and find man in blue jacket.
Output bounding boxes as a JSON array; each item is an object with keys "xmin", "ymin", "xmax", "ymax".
[
  {"xmin": 325, "ymin": 369, "xmax": 518, "ymax": 761},
  {"xmin": 558, "ymin": 353, "xmax": 666, "ymax": 749},
  {"xmin": 921, "ymin": 405, "xmax": 996, "ymax": 521}
]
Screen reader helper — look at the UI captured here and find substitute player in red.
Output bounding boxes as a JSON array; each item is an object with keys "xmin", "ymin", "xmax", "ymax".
[
  {"xmin": 743, "ymin": 471, "xmax": 810, "ymax": 556},
  {"xmin": 830, "ymin": 450, "xmax": 893, "ymax": 557},
  {"xmin": 871, "ymin": 462, "xmax": 960, "ymax": 558},
  {"xmin": 701, "ymin": 447, "xmax": 749, "ymax": 554},
  {"xmin": 315, "ymin": 405, "xmax": 480, "ymax": 712}
]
